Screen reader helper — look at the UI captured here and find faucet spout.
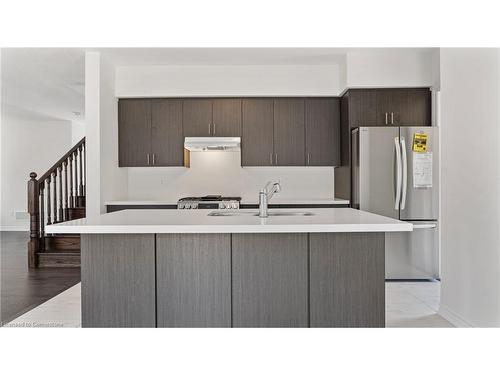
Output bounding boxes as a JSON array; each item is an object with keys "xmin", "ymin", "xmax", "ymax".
[{"xmin": 259, "ymin": 181, "xmax": 281, "ymax": 218}]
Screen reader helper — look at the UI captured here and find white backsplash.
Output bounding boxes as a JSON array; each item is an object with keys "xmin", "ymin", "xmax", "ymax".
[{"xmin": 127, "ymin": 151, "xmax": 335, "ymax": 202}]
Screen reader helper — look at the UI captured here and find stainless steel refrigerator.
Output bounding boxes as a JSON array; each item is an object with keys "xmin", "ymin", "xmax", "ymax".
[{"xmin": 351, "ymin": 126, "xmax": 439, "ymax": 280}]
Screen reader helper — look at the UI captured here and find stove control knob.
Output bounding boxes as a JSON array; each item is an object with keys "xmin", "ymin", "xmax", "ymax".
[
  {"xmin": 178, "ymin": 203, "xmax": 184, "ymax": 209},
  {"xmin": 232, "ymin": 202, "xmax": 238, "ymax": 209}
]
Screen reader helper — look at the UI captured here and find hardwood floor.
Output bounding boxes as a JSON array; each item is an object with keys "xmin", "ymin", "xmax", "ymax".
[{"xmin": 0, "ymin": 231, "xmax": 80, "ymax": 325}]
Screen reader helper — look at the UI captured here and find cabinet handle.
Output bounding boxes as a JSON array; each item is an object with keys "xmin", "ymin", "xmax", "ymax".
[
  {"xmin": 385, "ymin": 112, "xmax": 388, "ymax": 125},
  {"xmin": 391, "ymin": 112, "xmax": 394, "ymax": 125},
  {"xmin": 152, "ymin": 153, "xmax": 155, "ymax": 165},
  {"xmin": 213, "ymin": 123, "xmax": 216, "ymax": 135},
  {"xmin": 270, "ymin": 153, "xmax": 273, "ymax": 165},
  {"xmin": 275, "ymin": 153, "xmax": 278, "ymax": 165},
  {"xmin": 208, "ymin": 123, "xmax": 211, "ymax": 135},
  {"xmin": 307, "ymin": 153, "xmax": 310, "ymax": 165},
  {"xmin": 147, "ymin": 153, "xmax": 150, "ymax": 165}
]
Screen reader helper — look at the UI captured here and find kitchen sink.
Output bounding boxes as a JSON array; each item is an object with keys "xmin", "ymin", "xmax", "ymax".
[{"xmin": 207, "ymin": 211, "xmax": 315, "ymax": 217}]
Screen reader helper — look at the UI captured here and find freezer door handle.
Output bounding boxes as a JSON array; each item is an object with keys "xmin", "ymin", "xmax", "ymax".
[
  {"xmin": 412, "ymin": 223, "xmax": 438, "ymax": 229},
  {"xmin": 394, "ymin": 137, "xmax": 402, "ymax": 210},
  {"xmin": 400, "ymin": 136, "xmax": 408, "ymax": 210}
]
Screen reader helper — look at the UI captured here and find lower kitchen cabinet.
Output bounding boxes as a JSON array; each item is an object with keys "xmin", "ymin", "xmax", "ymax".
[
  {"xmin": 232, "ymin": 233, "xmax": 309, "ymax": 327},
  {"xmin": 156, "ymin": 233, "xmax": 231, "ymax": 327},
  {"xmin": 81, "ymin": 234, "xmax": 156, "ymax": 328},
  {"xmin": 309, "ymin": 233, "xmax": 385, "ymax": 327}
]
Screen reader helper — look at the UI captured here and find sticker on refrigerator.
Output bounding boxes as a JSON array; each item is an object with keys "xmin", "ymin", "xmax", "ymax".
[
  {"xmin": 412, "ymin": 132, "xmax": 428, "ymax": 153},
  {"xmin": 413, "ymin": 152, "xmax": 433, "ymax": 188}
]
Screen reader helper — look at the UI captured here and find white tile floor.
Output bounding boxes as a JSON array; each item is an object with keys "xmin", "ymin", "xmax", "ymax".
[
  {"xmin": 386, "ymin": 281, "xmax": 453, "ymax": 327},
  {"xmin": 3, "ymin": 281, "xmax": 453, "ymax": 328}
]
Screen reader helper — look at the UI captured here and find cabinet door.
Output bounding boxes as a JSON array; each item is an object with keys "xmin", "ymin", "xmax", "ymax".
[
  {"xmin": 151, "ymin": 99, "xmax": 184, "ymax": 166},
  {"xmin": 241, "ymin": 99, "xmax": 274, "ymax": 166},
  {"xmin": 183, "ymin": 99, "xmax": 212, "ymax": 137},
  {"xmin": 81, "ymin": 234, "xmax": 156, "ymax": 328},
  {"xmin": 310, "ymin": 233, "xmax": 385, "ymax": 327},
  {"xmin": 156, "ymin": 234, "xmax": 231, "ymax": 327},
  {"xmin": 401, "ymin": 88, "xmax": 431, "ymax": 126},
  {"xmin": 273, "ymin": 99, "xmax": 305, "ymax": 166},
  {"xmin": 118, "ymin": 99, "xmax": 151, "ymax": 167},
  {"xmin": 212, "ymin": 99, "xmax": 242, "ymax": 137},
  {"xmin": 305, "ymin": 98, "xmax": 340, "ymax": 166},
  {"xmin": 348, "ymin": 89, "xmax": 378, "ymax": 127},
  {"xmin": 232, "ymin": 233, "xmax": 308, "ymax": 327},
  {"xmin": 376, "ymin": 89, "xmax": 394, "ymax": 126}
]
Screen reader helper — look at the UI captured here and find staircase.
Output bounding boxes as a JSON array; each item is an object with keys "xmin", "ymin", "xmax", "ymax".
[{"xmin": 27, "ymin": 138, "xmax": 85, "ymax": 268}]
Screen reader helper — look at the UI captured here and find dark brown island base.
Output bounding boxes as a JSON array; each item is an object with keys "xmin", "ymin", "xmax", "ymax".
[{"xmin": 80, "ymin": 232, "xmax": 384, "ymax": 328}]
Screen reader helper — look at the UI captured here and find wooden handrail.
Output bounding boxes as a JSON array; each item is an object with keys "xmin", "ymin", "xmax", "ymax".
[
  {"xmin": 37, "ymin": 138, "xmax": 85, "ymax": 182},
  {"xmin": 28, "ymin": 137, "xmax": 86, "ymax": 268}
]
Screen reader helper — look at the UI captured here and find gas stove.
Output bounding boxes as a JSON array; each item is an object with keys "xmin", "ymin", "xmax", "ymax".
[{"xmin": 177, "ymin": 195, "xmax": 241, "ymax": 210}]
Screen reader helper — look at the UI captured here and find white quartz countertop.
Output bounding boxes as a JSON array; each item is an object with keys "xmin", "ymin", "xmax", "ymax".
[
  {"xmin": 46, "ymin": 208, "xmax": 411, "ymax": 234},
  {"xmin": 104, "ymin": 198, "xmax": 350, "ymax": 205}
]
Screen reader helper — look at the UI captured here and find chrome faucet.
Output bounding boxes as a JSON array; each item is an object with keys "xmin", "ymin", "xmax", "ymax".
[{"xmin": 259, "ymin": 181, "xmax": 281, "ymax": 218}]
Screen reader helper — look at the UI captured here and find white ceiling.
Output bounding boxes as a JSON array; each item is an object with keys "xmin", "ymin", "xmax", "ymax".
[
  {"xmin": 100, "ymin": 48, "xmax": 349, "ymax": 66},
  {"xmin": 1, "ymin": 48, "xmax": 85, "ymax": 122},
  {"xmin": 1, "ymin": 47, "xmax": 434, "ymax": 123}
]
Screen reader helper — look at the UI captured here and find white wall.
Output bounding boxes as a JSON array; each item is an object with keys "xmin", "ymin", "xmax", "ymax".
[
  {"xmin": 345, "ymin": 48, "xmax": 434, "ymax": 89},
  {"xmin": 0, "ymin": 110, "xmax": 72, "ymax": 230},
  {"xmin": 439, "ymin": 48, "xmax": 500, "ymax": 327},
  {"xmin": 127, "ymin": 151, "xmax": 334, "ymax": 203},
  {"xmin": 71, "ymin": 120, "xmax": 85, "ymax": 145},
  {"xmin": 116, "ymin": 65, "xmax": 341, "ymax": 97},
  {"xmin": 114, "ymin": 63, "xmax": 339, "ymax": 201},
  {"xmin": 85, "ymin": 52, "xmax": 128, "ymax": 217}
]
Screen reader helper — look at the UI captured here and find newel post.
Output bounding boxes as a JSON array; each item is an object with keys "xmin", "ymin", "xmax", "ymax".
[{"xmin": 27, "ymin": 172, "xmax": 39, "ymax": 268}]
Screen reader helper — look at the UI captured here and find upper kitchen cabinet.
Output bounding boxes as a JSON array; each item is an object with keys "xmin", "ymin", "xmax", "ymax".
[
  {"xmin": 348, "ymin": 90, "xmax": 378, "ymax": 127},
  {"xmin": 119, "ymin": 99, "xmax": 184, "ymax": 167},
  {"xmin": 119, "ymin": 99, "xmax": 152, "ymax": 167},
  {"xmin": 402, "ymin": 88, "xmax": 432, "ymax": 126},
  {"xmin": 212, "ymin": 99, "xmax": 242, "ymax": 137},
  {"xmin": 182, "ymin": 99, "xmax": 213, "ymax": 137},
  {"xmin": 241, "ymin": 99, "xmax": 274, "ymax": 166},
  {"xmin": 273, "ymin": 99, "xmax": 305, "ymax": 166},
  {"xmin": 183, "ymin": 98, "xmax": 241, "ymax": 137},
  {"xmin": 345, "ymin": 88, "xmax": 431, "ymax": 127},
  {"xmin": 151, "ymin": 99, "xmax": 184, "ymax": 166},
  {"xmin": 305, "ymin": 98, "xmax": 340, "ymax": 166}
]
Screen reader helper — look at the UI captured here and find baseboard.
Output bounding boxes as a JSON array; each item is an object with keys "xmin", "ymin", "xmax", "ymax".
[
  {"xmin": 0, "ymin": 225, "xmax": 29, "ymax": 232},
  {"xmin": 438, "ymin": 304, "xmax": 474, "ymax": 328}
]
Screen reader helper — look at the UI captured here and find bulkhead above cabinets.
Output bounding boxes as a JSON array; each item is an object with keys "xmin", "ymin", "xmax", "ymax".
[{"xmin": 118, "ymin": 97, "xmax": 341, "ymax": 168}]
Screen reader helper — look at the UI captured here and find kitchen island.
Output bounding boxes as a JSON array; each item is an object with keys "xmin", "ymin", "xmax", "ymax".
[{"xmin": 46, "ymin": 208, "xmax": 412, "ymax": 328}]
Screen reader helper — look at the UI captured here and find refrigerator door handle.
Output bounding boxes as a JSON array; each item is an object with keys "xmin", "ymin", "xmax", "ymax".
[
  {"xmin": 400, "ymin": 136, "xmax": 408, "ymax": 210},
  {"xmin": 394, "ymin": 137, "xmax": 402, "ymax": 210}
]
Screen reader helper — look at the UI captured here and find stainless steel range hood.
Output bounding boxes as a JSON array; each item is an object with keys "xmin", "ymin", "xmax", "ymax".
[{"xmin": 184, "ymin": 137, "xmax": 241, "ymax": 151}]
